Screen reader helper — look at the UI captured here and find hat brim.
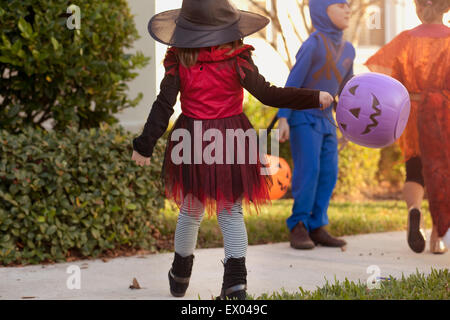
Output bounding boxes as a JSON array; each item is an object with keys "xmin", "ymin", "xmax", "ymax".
[{"xmin": 148, "ymin": 9, "xmax": 270, "ymax": 48}]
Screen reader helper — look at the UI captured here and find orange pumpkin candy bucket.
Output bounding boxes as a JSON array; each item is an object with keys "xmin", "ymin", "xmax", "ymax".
[{"xmin": 264, "ymin": 115, "xmax": 292, "ymax": 200}]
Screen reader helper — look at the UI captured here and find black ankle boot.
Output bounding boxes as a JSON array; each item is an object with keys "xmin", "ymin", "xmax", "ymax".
[
  {"xmin": 217, "ymin": 257, "xmax": 247, "ymax": 300},
  {"xmin": 168, "ymin": 252, "xmax": 194, "ymax": 297}
]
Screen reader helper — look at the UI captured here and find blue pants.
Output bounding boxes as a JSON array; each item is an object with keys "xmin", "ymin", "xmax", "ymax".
[{"xmin": 286, "ymin": 124, "xmax": 338, "ymax": 232}]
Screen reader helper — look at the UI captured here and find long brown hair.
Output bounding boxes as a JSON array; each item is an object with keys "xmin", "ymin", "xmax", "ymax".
[
  {"xmin": 175, "ymin": 39, "xmax": 244, "ymax": 68},
  {"xmin": 415, "ymin": 0, "xmax": 450, "ymax": 23}
]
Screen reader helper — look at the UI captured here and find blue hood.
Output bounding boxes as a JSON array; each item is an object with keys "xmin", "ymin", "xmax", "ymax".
[{"xmin": 309, "ymin": 0, "xmax": 348, "ymax": 44}]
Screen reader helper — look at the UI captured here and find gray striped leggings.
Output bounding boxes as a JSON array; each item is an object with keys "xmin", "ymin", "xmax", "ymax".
[{"xmin": 174, "ymin": 195, "xmax": 248, "ymax": 263}]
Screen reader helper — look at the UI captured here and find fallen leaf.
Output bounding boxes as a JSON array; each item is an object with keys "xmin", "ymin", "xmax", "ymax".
[
  {"xmin": 340, "ymin": 246, "xmax": 347, "ymax": 252},
  {"xmin": 129, "ymin": 277, "xmax": 141, "ymax": 289},
  {"xmin": 21, "ymin": 296, "xmax": 36, "ymax": 299}
]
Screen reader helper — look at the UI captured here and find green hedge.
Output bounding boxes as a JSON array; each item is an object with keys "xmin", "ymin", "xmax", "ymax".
[
  {"xmin": 377, "ymin": 143, "xmax": 405, "ymax": 189},
  {"xmin": 334, "ymin": 130, "xmax": 381, "ymax": 199},
  {"xmin": 0, "ymin": 124, "xmax": 165, "ymax": 265},
  {"xmin": 0, "ymin": 0, "xmax": 149, "ymax": 132}
]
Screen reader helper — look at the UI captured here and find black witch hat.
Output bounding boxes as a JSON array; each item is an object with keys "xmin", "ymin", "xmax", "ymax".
[{"xmin": 148, "ymin": 0, "xmax": 270, "ymax": 48}]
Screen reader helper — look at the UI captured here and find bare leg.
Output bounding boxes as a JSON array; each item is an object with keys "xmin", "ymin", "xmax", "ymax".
[{"xmin": 403, "ymin": 181, "xmax": 424, "ymax": 211}]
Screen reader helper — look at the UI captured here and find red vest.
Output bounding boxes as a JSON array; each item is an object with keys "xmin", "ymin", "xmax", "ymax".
[{"xmin": 164, "ymin": 45, "xmax": 254, "ymax": 119}]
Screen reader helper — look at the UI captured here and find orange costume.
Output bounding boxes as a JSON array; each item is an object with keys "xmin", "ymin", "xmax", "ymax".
[{"xmin": 365, "ymin": 24, "xmax": 450, "ymax": 237}]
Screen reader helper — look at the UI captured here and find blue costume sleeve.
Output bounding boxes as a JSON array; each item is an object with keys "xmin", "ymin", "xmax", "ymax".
[{"xmin": 277, "ymin": 37, "xmax": 317, "ymax": 120}]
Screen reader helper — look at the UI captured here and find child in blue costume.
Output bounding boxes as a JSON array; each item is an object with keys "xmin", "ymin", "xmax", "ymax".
[{"xmin": 278, "ymin": 0, "xmax": 355, "ymax": 249}]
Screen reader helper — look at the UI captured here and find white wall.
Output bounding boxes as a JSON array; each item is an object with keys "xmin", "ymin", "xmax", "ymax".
[
  {"xmin": 117, "ymin": 0, "xmax": 184, "ymax": 134},
  {"xmin": 358, "ymin": 0, "xmax": 422, "ymax": 74},
  {"xmin": 154, "ymin": 0, "xmax": 183, "ymax": 121},
  {"xmin": 115, "ymin": 0, "xmax": 157, "ymax": 134}
]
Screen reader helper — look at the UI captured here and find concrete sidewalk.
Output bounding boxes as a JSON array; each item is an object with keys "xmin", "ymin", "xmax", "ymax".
[{"xmin": 0, "ymin": 230, "xmax": 448, "ymax": 300}]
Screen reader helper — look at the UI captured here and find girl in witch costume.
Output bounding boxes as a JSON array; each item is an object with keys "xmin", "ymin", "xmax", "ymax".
[
  {"xmin": 365, "ymin": 0, "xmax": 450, "ymax": 254},
  {"xmin": 131, "ymin": 0, "xmax": 333, "ymax": 299}
]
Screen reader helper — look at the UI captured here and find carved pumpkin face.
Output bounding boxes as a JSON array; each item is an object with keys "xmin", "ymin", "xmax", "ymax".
[
  {"xmin": 336, "ymin": 73, "xmax": 410, "ymax": 148},
  {"xmin": 264, "ymin": 154, "xmax": 291, "ymax": 200}
]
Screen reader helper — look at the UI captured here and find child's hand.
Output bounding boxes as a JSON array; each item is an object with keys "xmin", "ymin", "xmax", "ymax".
[
  {"xmin": 132, "ymin": 150, "xmax": 151, "ymax": 167},
  {"xmin": 278, "ymin": 118, "xmax": 290, "ymax": 143},
  {"xmin": 319, "ymin": 91, "xmax": 334, "ymax": 110}
]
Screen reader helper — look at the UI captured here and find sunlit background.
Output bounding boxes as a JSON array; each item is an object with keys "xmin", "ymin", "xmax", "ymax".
[{"xmin": 117, "ymin": 0, "xmax": 450, "ymax": 133}]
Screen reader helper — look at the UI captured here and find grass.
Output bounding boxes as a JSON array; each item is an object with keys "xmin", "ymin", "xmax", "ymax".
[
  {"xmin": 247, "ymin": 268, "xmax": 449, "ymax": 300},
  {"xmin": 157, "ymin": 199, "xmax": 432, "ymax": 250},
  {"xmin": 159, "ymin": 200, "xmax": 446, "ymax": 301}
]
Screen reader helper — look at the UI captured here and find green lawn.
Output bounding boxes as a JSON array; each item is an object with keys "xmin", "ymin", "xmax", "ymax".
[
  {"xmin": 248, "ymin": 268, "xmax": 449, "ymax": 300},
  {"xmin": 157, "ymin": 199, "xmax": 432, "ymax": 250}
]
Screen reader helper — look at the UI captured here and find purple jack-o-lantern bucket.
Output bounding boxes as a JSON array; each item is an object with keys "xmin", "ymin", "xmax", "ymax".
[{"xmin": 336, "ymin": 72, "xmax": 410, "ymax": 148}]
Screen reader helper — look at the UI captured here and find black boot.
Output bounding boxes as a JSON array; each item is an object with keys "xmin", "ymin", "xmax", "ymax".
[
  {"xmin": 168, "ymin": 252, "xmax": 194, "ymax": 297},
  {"xmin": 217, "ymin": 257, "xmax": 247, "ymax": 300},
  {"xmin": 407, "ymin": 208, "xmax": 426, "ymax": 253}
]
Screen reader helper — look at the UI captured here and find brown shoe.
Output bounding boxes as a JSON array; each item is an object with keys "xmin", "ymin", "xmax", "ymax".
[
  {"xmin": 309, "ymin": 227, "xmax": 347, "ymax": 247},
  {"xmin": 290, "ymin": 222, "xmax": 315, "ymax": 249}
]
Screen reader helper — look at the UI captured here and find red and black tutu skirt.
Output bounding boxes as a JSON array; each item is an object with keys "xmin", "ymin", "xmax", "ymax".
[{"xmin": 161, "ymin": 112, "xmax": 273, "ymax": 216}]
